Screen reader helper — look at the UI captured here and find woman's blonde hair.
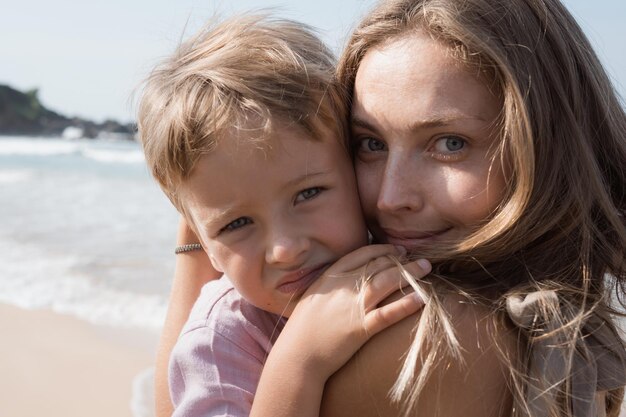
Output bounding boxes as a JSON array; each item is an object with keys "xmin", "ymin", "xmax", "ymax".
[
  {"xmin": 138, "ymin": 14, "xmax": 348, "ymax": 214},
  {"xmin": 338, "ymin": 0, "xmax": 626, "ymax": 415}
]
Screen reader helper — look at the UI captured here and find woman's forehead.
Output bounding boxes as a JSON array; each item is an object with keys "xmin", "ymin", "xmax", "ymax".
[{"xmin": 352, "ymin": 32, "xmax": 499, "ymax": 130}]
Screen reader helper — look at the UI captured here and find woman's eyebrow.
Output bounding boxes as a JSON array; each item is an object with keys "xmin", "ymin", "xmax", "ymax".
[
  {"xmin": 350, "ymin": 116, "xmax": 380, "ymax": 133},
  {"xmin": 352, "ymin": 113, "xmax": 487, "ymax": 133},
  {"xmin": 408, "ymin": 114, "xmax": 488, "ymax": 131}
]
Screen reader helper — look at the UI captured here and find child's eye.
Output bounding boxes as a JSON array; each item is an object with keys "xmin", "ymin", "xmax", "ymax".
[
  {"xmin": 221, "ymin": 217, "xmax": 252, "ymax": 233},
  {"xmin": 295, "ymin": 187, "xmax": 323, "ymax": 203},
  {"xmin": 355, "ymin": 137, "xmax": 387, "ymax": 152},
  {"xmin": 433, "ymin": 135, "xmax": 466, "ymax": 153}
]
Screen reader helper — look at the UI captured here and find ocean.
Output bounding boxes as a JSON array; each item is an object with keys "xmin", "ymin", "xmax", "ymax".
[
  {"xmin": 0, "ymin": 135, "xmax": 179, "ymax": 415},
  {"xmin": 0, "ymin": 135, "xmax": 178, "ymax": 329}
]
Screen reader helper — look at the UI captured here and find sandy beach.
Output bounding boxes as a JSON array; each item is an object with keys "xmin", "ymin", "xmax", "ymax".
[{"xmin": 0, "ymin": 303, "xmax": 158, "ymax": 417}]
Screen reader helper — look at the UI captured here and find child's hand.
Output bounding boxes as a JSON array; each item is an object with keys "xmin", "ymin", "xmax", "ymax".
[{"xmin": 273, "ymin": 244, "xmax": 430, "ymax": 382}]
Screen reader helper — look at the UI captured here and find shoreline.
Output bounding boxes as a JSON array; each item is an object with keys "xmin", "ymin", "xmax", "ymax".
[{"xmin": 0, "ymin": 303, "xmax": 158, "ymax": 417}]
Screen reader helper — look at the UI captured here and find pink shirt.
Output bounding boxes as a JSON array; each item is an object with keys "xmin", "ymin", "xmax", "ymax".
[{"xmin": 169, "ymin": 277, "xmax": 286, "ymax": 417}]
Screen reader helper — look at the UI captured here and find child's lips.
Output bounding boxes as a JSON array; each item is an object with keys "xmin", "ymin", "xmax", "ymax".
[{"xmin": 277, "ymin": 263, "xmax": 329, "ymax": 294}]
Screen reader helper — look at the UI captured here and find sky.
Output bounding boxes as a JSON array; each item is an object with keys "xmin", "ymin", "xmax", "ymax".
[{"xmin": 1, "ymin": 0, "xmax": 624, "ymax": 124}]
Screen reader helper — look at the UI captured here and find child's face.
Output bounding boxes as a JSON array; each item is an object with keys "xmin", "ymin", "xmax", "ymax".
[
  {"xmin": 351, "ymin": 32, "xmax": 507, "ymax": 251},
  {"xmin": 183, "ymin": 123, "xmax": 368, "ymax": 316}
]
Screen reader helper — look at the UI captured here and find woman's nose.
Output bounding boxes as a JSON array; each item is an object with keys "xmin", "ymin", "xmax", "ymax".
[{"xmin": 377, "ymin": 155, "xmax": 424, "ymax": 213}]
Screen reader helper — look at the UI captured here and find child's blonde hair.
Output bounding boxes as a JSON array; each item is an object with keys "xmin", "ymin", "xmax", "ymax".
[
  {"xmin": 338, "ymin": 0, "xmax": 626, "ymax": 415},
  {"xmin": 138, "ymin": 14, "xmax": 347, "ymax": 214}
]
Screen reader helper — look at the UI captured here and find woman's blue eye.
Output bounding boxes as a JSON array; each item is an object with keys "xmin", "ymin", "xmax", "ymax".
[
  {"xmin": 295, "ymin": 187, "xmax": 322, "ymax": 203},
  {"xmin": 364, "ymin": 138, "xmax": 386, "ymax": 152},
  {"xmin": 355, "ymin": 137, "xmax": 386, "ymax": 152},
  {"xmin": 222, "ymin": 217, "xmax": 252, "ymax": 232},
  {"xmin": 434, "ymin": 136, "xmax": 466, "ymax": 152}
]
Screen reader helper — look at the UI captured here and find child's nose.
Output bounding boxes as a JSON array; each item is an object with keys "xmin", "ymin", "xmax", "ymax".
[{"xmin": 265, "ymin": 232, "xmax": 310, "ymax": 266}]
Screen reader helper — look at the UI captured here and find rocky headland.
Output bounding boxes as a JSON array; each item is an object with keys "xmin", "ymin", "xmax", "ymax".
[{"xmin": 0, "ymin": 84, "xmax": 136, "ymax": 140}]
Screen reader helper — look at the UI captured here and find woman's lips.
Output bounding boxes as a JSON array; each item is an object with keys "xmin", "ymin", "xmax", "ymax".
[
  {"xmin": 277, "ymin": 263, "xmax": 329, "ymax": 294},
  {"xmin": 381, "ymin": 227, "xmax": 452, "ymax": 248}
]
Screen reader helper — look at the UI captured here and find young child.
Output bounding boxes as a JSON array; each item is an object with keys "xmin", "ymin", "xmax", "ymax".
[{"xmin": 137, "ymin": 14, "xmax": 429, "ymax": 417}]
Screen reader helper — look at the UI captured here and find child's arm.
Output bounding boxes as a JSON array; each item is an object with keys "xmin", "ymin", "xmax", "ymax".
[
  {"xmin": 154, "ymin": 218, "xmax": 222, "ymax": 417},
  {"xmin": 250, "ymin": 245, "xmax": 430, "ymax": 417}
]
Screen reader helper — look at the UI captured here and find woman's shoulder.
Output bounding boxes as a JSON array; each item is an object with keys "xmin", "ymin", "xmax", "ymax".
[{"xmin": 321, "ymin": 293, "xmax": 517, "ymax": 417}]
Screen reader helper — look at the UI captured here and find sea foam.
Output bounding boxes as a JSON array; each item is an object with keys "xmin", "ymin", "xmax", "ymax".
[
  {"xmin": 82, "ymin": 147, "xmax": 145, "ymax": 164},
  {"xmin": 0, "ymin": 136, "xmax": 145, "ymax": 164},
  {"xmin": 0, "ymin": 169, "xmax": 35, "ymax": 184},
  {"xmin": 0, "ymin": 238, "xmax": 168, "ymax": 331},
  {"xmin": 131, "ymin": 367, "xmax": 156, "ymax": 417},
  {"xmin": 0, "ymin": 137, "xmax": 80, "ymax": 156}
]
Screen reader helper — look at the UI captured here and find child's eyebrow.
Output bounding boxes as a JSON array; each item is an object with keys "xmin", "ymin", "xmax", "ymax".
[
  {"xmin": 195, "ymin": 206, "xmax": 240, "ymax": 232},
  {"xmin": 283, "ymin": 170, "xmax": 331, "ymax": 189}
]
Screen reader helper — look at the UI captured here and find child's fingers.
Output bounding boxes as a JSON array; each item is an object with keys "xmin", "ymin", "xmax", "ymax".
[
  {"xmin": 400, "ymin": 258, "xmax": 432, "ymax": 284},
  {"xmin": 360, "ymin": 255, "xmax": 399, "ymax": 282},
  {"xmin": 363, "ymin": 291, "xmax": 424, "ymax": 336},
  {"xmin": 325, "ymin": 244, "xmax": 405, "ymax": 275},
  {"xmin": 362, "ymin": 259, "xmax": 432, "ymax": 309}
]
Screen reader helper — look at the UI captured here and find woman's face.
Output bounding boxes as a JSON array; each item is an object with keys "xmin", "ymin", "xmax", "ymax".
[{"xmin": 351, "ymin": 32, "xmax": 507, "ymax": 251}]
